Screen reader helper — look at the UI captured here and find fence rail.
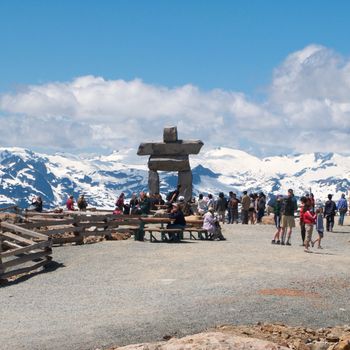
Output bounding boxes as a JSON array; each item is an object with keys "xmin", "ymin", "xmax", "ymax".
[{"xmin": 0, "ymin": 222, "xmax": 52, "ymax": 280}]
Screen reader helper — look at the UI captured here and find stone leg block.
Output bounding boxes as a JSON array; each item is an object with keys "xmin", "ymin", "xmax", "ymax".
[
  {"xmin": 148, "ymin": 170, "xmax": 160, "ymax": 195},
  {"xmin": 178, "ymin": 170, "xmax": 192, "ymax": 202}
]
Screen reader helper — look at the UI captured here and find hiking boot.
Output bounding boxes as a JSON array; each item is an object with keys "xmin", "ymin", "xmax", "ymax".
[
  {"xmin": 286, "ymin": 242, "xmax": 291, "ymax": 246},
  {"xmin": 276, "ymin": 240, "xmax": 281, "ymax": 245},
  {"xmin": 271, "ymin": 240, "xmax": 276, "ymax": 244},
  {"xmin": 281, "ymin": 241, "xmax": 285, "ymax": 245}
]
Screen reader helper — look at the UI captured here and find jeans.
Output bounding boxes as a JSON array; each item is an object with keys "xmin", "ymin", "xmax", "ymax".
[
  {"xmin": 325, "ymin": 214, "xmax": 334, "ymax": 231},
  {"xmin": 241, "ymin": 210, "xmax": 249, "ymax": 224},
  {"xmin": 338, "ymin": 211, "xmax": 346, "ymax": 225}
]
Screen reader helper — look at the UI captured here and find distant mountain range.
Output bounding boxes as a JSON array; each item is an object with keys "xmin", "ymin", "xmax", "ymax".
[{"xmin": 0, "ymin": 147, "xmax": 349, "ymax": 209}]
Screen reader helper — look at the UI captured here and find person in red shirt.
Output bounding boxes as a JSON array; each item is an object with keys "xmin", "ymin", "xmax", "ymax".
[
  {"xmin": 303, "ymin": 204, "xmax": 316, "ymax": 253},
  {"xmin": 66, "ymin": 195, "xmax": 75, "ymax": 211}
]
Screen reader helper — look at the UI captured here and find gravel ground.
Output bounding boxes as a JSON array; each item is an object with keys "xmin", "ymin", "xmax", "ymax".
[{"xmin": 1, "ymin": 219, "xmax": 350, "ymax": 350}]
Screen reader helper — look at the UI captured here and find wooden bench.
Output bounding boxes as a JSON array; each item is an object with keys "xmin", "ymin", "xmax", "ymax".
[
  {"xmin": 144, "ymin": 228, "xmax": 183, "ymax": 242},
  {"xmin": 183, "ymin": 227, "xmax": 209, "ymax": 240}
]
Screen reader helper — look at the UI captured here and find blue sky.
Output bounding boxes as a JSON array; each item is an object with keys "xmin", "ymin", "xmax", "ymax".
[{"xmin": 1, "ymin": 1, "xmax": 350, "ymax": 155}]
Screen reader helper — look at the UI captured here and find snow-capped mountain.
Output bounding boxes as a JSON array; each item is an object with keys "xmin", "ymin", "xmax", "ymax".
[{"xmin": 0, "ymin": 147, "xmax": 349, "ymax": 209}]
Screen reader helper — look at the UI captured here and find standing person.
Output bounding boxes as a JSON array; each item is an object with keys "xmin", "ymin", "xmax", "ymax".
[
  {"xmin": 256, "ymin": 192, "xmax": 266, "ymax": 223},
  {"xmin": 77, "ymin": 194, "xmax": 87, "ymax": 211},
  {"xmin": 324, "ymin": 194, "xmax": 337, "ymax": 232},
  {"xmin": 337, "ymin": 193, "xmax": 348, "ymax": 226},
  {"xmin": 310, "ymin": 193, "xmax": 316, "ymax": 211},
  {"xmin": 31, "ymin": 196, "xmax": 43, "ymax": 212},
  {"xmin": 215, "ymin": 192, "xmax": 227, "ymax": 224},
  {"xmin": 299, "ymin": 196, "xmax": 308, "ymax": 246},
  {"xmin": 66, "ymin": 195, "xmax": 75, "ymax": 211},
  {"xmin": 303, "ymin": 204, "xmax": 316, "ymax": 253},
  {"xmin": 207, "ymin": 194, "xmax": 214, "ymax": 209},
  {"xmin": 197, "ymin": 193, "xmax": 208, "ymax": 215},
  {"xmin": 281, "ymin": 189, "xmax": 298, "ymax": 245},
  {"xmin": 248, "ymin": 194, "xmax": 256, "ymax": 224},
  {"xmin": 271, "ymin": 195, "xmax": 283, "ymax": 244},
  {"xmin": 227, "ymin": 191, "xmax": 234, "ymax": 224},
  {"xmin": 228, "ymin": 193, "xmax": 240, "ymax": 224},
  {"xmin": 241, "ymin": 191, "xmax": 250, "ymax": 224},
  {"xmin": 312, "ymin": 207, "xmax": 325, "ymax": 249}
]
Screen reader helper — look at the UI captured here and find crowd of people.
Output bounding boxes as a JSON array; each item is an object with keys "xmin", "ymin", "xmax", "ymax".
[{"xmin": 29, "ymin": 187, "xmax": 349, "ymax": 247}]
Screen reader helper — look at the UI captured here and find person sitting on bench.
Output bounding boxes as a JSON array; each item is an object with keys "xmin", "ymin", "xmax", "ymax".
[
  {"xmin": 203, "ymin": 206, "xmax": 226, "ymax": 240},
  {"xmin": 167, "ymin": 203, "xmax": 186, "ymax": 241}
]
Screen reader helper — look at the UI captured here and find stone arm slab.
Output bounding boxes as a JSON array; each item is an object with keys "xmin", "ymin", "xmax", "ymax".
[{"xmin": 137, "ymin": 140, "xmax": 203, "ymax": 156}]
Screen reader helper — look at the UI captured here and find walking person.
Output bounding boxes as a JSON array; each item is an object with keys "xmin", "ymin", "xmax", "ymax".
[
  {"xmin": 324, "ymin": 194, "xmax": 337, "ymax": 232},
  {"xmin": 337, "ymin": 193, "xmax": 348, "ymax": 226},
  {"xmin": 303, "ymin": 204, "xmax": 316, "ymax": 253}
]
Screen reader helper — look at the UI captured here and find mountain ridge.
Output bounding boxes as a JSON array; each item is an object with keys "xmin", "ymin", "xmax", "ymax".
[{"xmin": 0, "ymin": 147, "xmax": 349, "ymax": 209}]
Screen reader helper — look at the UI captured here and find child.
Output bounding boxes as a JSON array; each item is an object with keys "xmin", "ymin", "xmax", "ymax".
[
  {"xmin": 312, "ymin": 207, "xmax": 324, "ymax": 249},
  {"xmin": 303, "ymin": 204, "xmax": 316, "ymax": 253}
]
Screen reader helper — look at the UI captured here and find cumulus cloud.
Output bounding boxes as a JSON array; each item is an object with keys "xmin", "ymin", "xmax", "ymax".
[{"xmin": 1, "ymin": 44, "xmax": 350, "ymax": 155}]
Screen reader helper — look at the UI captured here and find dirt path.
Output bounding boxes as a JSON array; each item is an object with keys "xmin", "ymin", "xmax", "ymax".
[{"xmin": 1, "ymin": 220, "xmax": 349, "ymax": 350}]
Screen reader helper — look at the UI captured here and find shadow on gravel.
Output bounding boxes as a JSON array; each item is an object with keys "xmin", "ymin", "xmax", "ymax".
[
  {"xmin": 149, "ymin": 240, "xmax": 197, "ymax": 244},
  {"xmin": 0, "ymin": 261, "xmax": 65, "ymax": 288},
  {"xmin": 309, "ymin": 251, "xmax": 336, "ymax": 255}
]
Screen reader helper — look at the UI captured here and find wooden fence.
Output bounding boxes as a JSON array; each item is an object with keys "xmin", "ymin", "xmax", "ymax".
[
  {"xmin": 0, "ymin": 222, "xmax": 53, "ymax": 280},
  {"xmin": 19, "ymin": 211, "xmax": 142, "ymax": 245}
]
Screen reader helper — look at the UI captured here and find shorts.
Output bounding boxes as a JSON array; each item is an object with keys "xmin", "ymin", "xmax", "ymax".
[
  {"xmin": 305, "ymin": 224, "xmax": 313, "ymax": 242},
  {"xmin": 281, "ymin": 215, "xmax": 295, "ymax": 228},
  {"xmin": 317, "ymin": 230, "xmax": 324, "ymax": 238}
]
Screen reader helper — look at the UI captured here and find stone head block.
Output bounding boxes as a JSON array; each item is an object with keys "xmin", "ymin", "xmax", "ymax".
[{"xmin": 163, "ymin": 127, "xmax": 178, "ymax": 143}]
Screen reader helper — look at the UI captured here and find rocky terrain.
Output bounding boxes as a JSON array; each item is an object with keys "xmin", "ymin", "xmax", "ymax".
[{"xmin": 109, "ymin": 324, "xmax": 350, "ymax": 350}]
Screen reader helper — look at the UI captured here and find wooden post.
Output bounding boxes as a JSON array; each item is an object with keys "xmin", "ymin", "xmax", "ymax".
[{"xmin": 0, "ymin": 233, "xmax": 5, "ymax": 280}]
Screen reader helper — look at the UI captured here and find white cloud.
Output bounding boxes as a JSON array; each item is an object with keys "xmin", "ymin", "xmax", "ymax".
[{"xmin": 1, "ymin": 44, "xmax": 350, "ymax": 155}]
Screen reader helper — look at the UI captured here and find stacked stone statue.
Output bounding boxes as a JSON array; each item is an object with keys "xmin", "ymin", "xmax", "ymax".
[{"xmin": 137, "ymin": 127, "xmax": 204, "ymax": 201}]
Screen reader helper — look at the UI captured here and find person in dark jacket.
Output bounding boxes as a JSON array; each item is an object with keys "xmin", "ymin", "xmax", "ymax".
[
  {"xmin": 215, "ymin": 192, "xmax": 227, "ymax": 224},
  {"xmin": 31, "ymin": 196, "xmax": 43, "ymax": 212},
  {"xmin": 324, "ymin": 194, "xmax": 337, "ymax": 231},
  {"xmin": 167, "ymin": 203, "xmax": 186, "ymax": 241},
  {"xmin": 256, "ymin": 192, "xmax": 266, "ymax": 223}
]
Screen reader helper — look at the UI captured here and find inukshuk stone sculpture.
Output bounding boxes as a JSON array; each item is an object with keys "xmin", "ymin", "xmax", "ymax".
[{"xmin": 137, "ymin": 127, "xmax": 204, "ymax": 201}]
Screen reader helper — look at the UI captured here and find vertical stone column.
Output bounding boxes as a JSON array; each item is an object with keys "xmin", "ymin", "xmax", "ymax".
[
  {"xmin": 178, "ymin": 170, "xmax": 192, "ymax": 201},
  {"xmin": 148, "ymin": 170, "xmax": 160, "ymax": 195}
]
